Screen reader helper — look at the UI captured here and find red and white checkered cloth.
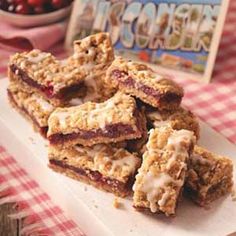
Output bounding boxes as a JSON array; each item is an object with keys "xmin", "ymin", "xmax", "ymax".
[
  {"xmin": 0, "ymin": 1, "xmax": 236, "ymax": 235},
  {"xmin": 0, "ymin": 146, "xmax": 84, "ymax": 235}
]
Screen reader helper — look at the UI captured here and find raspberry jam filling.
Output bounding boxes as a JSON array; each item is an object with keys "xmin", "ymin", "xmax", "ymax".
[
  {"xmin": 49, "ymin": 159, "xmax": 132, "ymax": 194},
  {"xmin": 10, "ymin": 64, "xmax": 82, "ymax": 99},
  {"xmin": 112, "ymin": 69, "xmax": 182, "ymax": 103},
  {"xmin": 48, "ymin": 109, "xmax": 143, "ymax": 145},
  {"xmin": 48, "ymin": 123, "xmax": 140, "ymax": 145}
]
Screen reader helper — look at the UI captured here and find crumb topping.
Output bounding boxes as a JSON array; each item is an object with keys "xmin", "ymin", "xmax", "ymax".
[
  {"xmin": 133, "ymin": 127, "xmax": 195, "ymax": 214},
  {"xmin": 68, "ymin": 32, "xmax": 114, "ymax": 71},
  {"xmin": 49, "ymin": 144, "xmax": 141, "ymax": 182},
  {"xmin": 187, "ymin": 145, "xmax": 233, "ymax": 199},
  {"xmin": 9, "ymin": 49, "xmax": 85, "ymax": 93},
  {"xmin": 8, "ymin": 86, "xmax": 54, "ymax": 127},
  {"xmin": 146, "ymin": 107, "xmax": 200, "ymax": 138},
  {"xmin": 48, "ymin": 92, "xmax": 138, "ymax": 135},
  {"xmin": 106, "ymin": 57, "xmax": 183, "ymax": 96}
]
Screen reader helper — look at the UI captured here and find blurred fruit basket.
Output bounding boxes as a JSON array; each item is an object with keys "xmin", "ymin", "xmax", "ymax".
[{"xmin": 0, "ymin": 0, "xmax": 73, "ymax": 27}]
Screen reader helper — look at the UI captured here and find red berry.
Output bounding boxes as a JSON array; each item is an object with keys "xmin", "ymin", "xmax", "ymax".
[
  {"xmin": 51, "ymin": 0, "xmax": 66, "ymax": 9},
  {"xmin": 15, "ymin": 2, "xmax": 31, "ymax": 14},
  {"xmin": 33, "ymin": 5, "xmax": 44, "ymax": 14},
  {"xmin": 27, "ymin": 0, "xmax": 45, "ymax": 7},
  {"xmin": 8, "ymin": 4, "xmax": 15, "ymax": 12}
]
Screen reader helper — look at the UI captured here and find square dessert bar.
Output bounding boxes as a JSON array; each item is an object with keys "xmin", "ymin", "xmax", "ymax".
[
  {"xmin": 68, "ymin": 32, "xmax": 114, "ymax": 72},
  {"xmin": 106, "ymin": 57, "xmax": 184, "ymax": 110},
  {"xmin": 48, "ymin": 144, "xmax": 141, "ymax": 197},
  {"xmin": 146, "ymin": 107, "xmax": 200, "ymax": 139},
  {"xmin": 133, "ymin": 127, "xmax": 196, "ymax": 216},
  {"xmin": 8, "ymin": 49, "xmax": 86, "ymax": 106},
  {"xmin": 186, "ymin": 145, "xmax": 233, "ymax": 206},
  {"xmin": 8, "ymin": 85, "xmax": 54, "ymax": 137},
  {"xmin": 47, "ymin": 92, "xmax": 144, "ymax": 147}
]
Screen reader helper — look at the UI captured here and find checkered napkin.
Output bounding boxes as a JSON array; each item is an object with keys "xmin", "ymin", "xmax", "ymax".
[
  {"xmin": 0, "ymin": 146, "xmax": 84, "ymax": 236},
  {"xmin": 0, "ymin": 1, "xmax": 236, "ymax": 235}
]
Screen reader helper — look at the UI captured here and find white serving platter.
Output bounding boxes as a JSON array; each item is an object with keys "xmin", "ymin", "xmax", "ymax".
[{"xmin": 0, "ymin": 78, "xmax": 236, "ymax": 236}]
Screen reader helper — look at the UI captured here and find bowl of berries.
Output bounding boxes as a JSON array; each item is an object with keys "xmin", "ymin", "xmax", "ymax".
[{"xmin": 0, "ymin": 0, "xmax": 73, "ymax": 27}]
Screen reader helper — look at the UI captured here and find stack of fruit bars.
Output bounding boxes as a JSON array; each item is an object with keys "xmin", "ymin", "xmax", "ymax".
[
  {"xmin": 47, "ymin": 92, "xmax": 142, "ymax": 197},
  {"xmin": 8, "ymin": 32, "xmax": 234, "ymax": 216},
  {"xmin": 7, "ymin": 49, "xmax": 86, "ymax": 137},
  {"xmin": 7, "ymin": 33, "xmax": 115, "ymax": 137}
]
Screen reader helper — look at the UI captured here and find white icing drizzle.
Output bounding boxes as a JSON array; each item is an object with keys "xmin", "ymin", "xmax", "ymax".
[
  {"xmin": 148, "ymin": 111, "xmax": 171, "ymax": 128},
  {"xmin": 32, "ymin": 94, "xmax": 54, "ymax": 112},
  {"xmin": 55, "ymin": 111, "xmax": 69, "ymax": 129},
  {"xmin": 134, "ymin": 171, "xmax": 183, "ymax": 213},
  {"xmin": 95, "ymin": 153, "xmax": 138, "ymax": 176},
  {"xmin": 68, "ymin": 98, "xmax": 84, "ymax": 106},
  {"xmin": 166, "ymin": 130, "xmax": 194, "ymax": 170},
  {"xmin": 153, "ymin": 120, "xmax": 171, "ymax": 128},
  {"xmin": 50, "ymin": 93, "xmax": 134, "ymax": 133},
  {"xmin": 86, "ymin": 95, "xmax": 119, "ymax": 129},
  {"xmin": 134, "ymin": 128, "xmax": 194, "ymax": 212},
  {"xmin": 27, "ymin": 52, "xmax": 49, "ymax": 64},
  {"xmin": 158, "ymin": 191, "xmax": 170, "ymax": 207},
  {"xmin": 75, "ymin": 145, "xmax": 138, "ymax": 178}
]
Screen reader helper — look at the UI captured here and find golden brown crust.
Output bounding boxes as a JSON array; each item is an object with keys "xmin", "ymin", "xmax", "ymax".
[
  {"xmin": 48, "ymin": 144, "xmax": 141, "ymax": 197},
  {"xmin": 9, "ymin": 49, "xmax": 85, "ymax": 90},
  {"xmin": 133, "ymin": 127, "xmax": 196, "ymax": 216},
  {"xmin": 186, "ymin": 145, "xmax": 233, "ymax": 206},
  {"xmin": 8, "ymin": 84, "xmax": 54, "ymax": 127},
  {"xmin": 146, "ymin": 107, "xmax": 200, "ymax": 139},
  {"xmin": 49, "ymin": 163, "xmax": 130, "ymax": 197},
  {"xmin": 105, "ymin": 57, "xmax": 184, "ymax": 110},
  {"xmin": 48, "ymin": 144, "xmax": 141, "ymax": 182},
  {"xmin": 68, "ymin": 32, "xmax": 114, "ymax": 73},
  {"xmin": 47, "ymin": 92, "xmax": 143, "ymax": 147}
]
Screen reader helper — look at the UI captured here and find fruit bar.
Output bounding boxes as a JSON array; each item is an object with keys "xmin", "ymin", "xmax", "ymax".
[
  {"xmin": 8, "ymin": 85, "xmax": 54, "ymax": 137},
  {"xmin": 68, "ymin": 32, "xmax": 114, "ymax": 73},
  {"xmin": 105, "ymin": 57, "xmax": 184, "ymax": 110},
  {"xmin": 8, "ymin": 49, "xmax": 85, "ymax": 106},
  {"xmin": 48, "ymin": 144, "xmax": 141, "ymax": 197},
  {"xmin": 146, "ymin": 107, "xmax": 200, "ymax": 139},
  {"xmin": 133, "ymin": 127, "xmax": 196, "ymax": 216},
  {"xmin": 186, "ymin": 145, "xmax": 233, "ymax": 206},
  {"xmin": 47, "ymin": 92, "xmax": 144, "ymax": 147}
]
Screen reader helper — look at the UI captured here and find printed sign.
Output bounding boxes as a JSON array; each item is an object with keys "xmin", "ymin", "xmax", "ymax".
[{"xmin": 66, "ymin": 0, "xmax": 229, "ymax": 82}]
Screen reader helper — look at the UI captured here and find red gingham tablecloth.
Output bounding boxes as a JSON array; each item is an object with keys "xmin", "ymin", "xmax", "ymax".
[{"xmin": 0, "ymin": 1, "xmax": 236, "ymax": 235}]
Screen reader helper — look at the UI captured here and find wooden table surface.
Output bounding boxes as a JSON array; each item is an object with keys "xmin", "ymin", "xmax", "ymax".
[{"xmin": 0, "ymin": 203, "xmax": 22, "ymax": 236}]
